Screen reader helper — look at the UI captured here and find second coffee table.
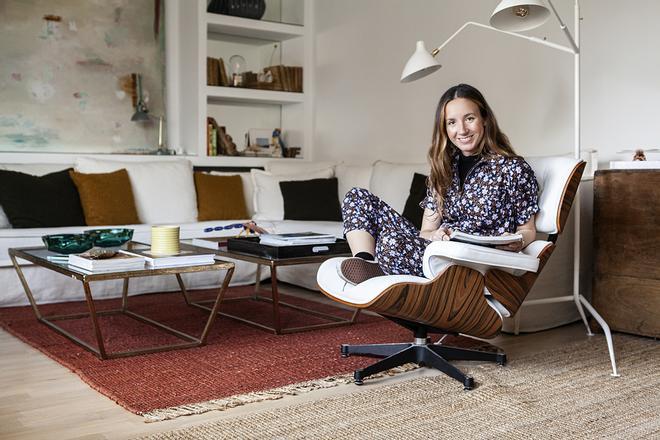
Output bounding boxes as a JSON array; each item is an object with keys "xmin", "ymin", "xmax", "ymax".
[{"xmin": 193, "ymin": 245, "xmax": 358, "ymax": 334}]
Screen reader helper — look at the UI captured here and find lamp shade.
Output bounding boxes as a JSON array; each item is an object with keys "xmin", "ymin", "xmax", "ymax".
[
  {"xmin": 490, "ymin": 0, "xmax": 550, "ymax": 32},
  {"xmin": 400, "ymin": 41, "xmax": 442, "ymax": 83}
]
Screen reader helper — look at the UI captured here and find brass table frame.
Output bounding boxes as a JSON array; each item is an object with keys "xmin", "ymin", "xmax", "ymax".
[
  {"xmin": 200, "ymin": 249, "xmax": 360, "ymax": 334},
  {"xmin": 9, "ymin": 245, "xmax": 235, "ymax": 360}
]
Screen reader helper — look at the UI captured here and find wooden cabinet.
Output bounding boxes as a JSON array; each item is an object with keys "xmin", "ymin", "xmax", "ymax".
[{"xmin": 592, "ymin": 169, "xmax": 660, "ymax": 337}]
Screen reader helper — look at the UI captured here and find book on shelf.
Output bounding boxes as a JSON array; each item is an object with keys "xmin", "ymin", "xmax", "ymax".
[
  {"xmin": 259, "ymin": 232, "xmax": 337, "ymax": 247},
  {"xmin": 120, "ymin": 247, "xmax": 215, "ymax": 268},
  {"xmin": 192, "ymin": 237, "xmax": 229, "ymax": 250},
  {"xmin": 449, "ymin": 231, "xmax": 523, "ymax": 247},
  {"xmin": 68, "ymin": 252, "xmax": 146, "ymax": 272},
  {"xmin": 263, "ymin": 65, "xmax": 303, "ymax": 93},
  {"xmin": 206, "ymin": 57, "xmax": 229, "ymax": 87}
]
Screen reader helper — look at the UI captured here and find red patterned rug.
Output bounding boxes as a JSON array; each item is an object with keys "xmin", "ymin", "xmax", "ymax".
[{"xmin": 0, "ymin": 287, "xmax": 411, "ymax": 421}]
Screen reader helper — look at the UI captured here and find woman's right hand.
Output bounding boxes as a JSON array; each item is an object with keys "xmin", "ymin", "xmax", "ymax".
[{"xmin": 430, "ymin": 227, "xmax": 452, "ymax": 241}]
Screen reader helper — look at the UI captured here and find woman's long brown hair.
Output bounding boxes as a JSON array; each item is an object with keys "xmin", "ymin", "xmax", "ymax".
[{"xmin": 428, "ymin": 84, "xmax": 517, "ymax": 208}]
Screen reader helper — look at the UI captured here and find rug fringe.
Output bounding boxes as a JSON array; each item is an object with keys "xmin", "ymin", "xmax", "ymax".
[{"xmin": 141, "ymin": 363, "xmax": 419, "ymax": 422}]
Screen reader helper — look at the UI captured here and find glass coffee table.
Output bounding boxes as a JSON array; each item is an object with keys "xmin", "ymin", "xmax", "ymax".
[
  {"xmin": 205, "ymin": 245, "xmax": 359, "ymax": 335},
  {"xmin": 8, "ymin": 242, "xmax": 235, "ymax": 360}
]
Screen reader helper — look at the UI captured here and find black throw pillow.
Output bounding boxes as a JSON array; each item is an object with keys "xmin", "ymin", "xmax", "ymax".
[
  {"xmin": 279, "ymin": 177, "xmax": 342, "ymax": 221},
  {"xmin": 0, "ymin": 168, "xmax": 86, "ymax": 228},
  {"xmin": 402, "ymin": 173, "xmax": 428, "ymax": 230}
]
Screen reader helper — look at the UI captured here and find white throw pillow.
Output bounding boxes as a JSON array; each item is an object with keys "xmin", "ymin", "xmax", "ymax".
[
  {"xmin": 0, "ymin": 208, "xmax": 10, "ymax": 229},
  {"xmin": 369, "ymin": 160, "xmax": 429, "ymax": 213},
  {"xmin": 334, "ymin": 164, "xmax": 373, "ymax": 201},
  {"xmin": 250, "ymin": 168, "xmax": 334, "ymax": 220},
  {"xmin": 74, "ymin": 158, "xmax": 198, "ymax": 224}
]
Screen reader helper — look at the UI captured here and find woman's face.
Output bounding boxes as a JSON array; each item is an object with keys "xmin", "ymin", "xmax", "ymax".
[{"xmin": 444, "ymin": 98, "xmax": 485, "ymax": 156}]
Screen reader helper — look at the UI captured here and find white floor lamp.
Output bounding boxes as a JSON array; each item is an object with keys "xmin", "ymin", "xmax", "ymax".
[{"xmin": 400, "ymin": 0, "xmax": 619, "ymax": 377}]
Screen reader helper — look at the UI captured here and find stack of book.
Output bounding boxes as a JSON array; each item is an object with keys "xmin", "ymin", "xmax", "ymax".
[
  {"xmin": 68, "ymin": 252, "xmax": 145, "ymax": 273},
  {"xmin": 206, "ymin": 57, "xmax": 229, "ymax": 86},
  {"xmin": 263, "ymin": 65, "xmax": 303, "ymax": 92},
  {"xmin": 207, "ymin": 117, "xmax": 238, "ymax": 156},
  {"xmin": 120, "ymin": 247, "xmax": 215, "ymax": 268},
  {"xmin": 259, "ymin": 232, "xmax": 337, "ymax": 247}
]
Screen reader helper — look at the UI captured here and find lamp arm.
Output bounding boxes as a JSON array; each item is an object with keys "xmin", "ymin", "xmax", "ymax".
[
  {"xmin": 432, "ymin": 21, "xmax": 576, "ymax": 57},
  {"xmin": 547, "ymin": 0, "xmax": 579, "ymax": 54}
]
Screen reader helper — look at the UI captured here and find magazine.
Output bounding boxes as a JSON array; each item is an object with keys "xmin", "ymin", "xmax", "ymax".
[
  {"xmin": 259, "ymin": 232, "xmax": 337, "ymax": 247},
  {"xmin": 449, "ymin": 231, "xmax": 523, "ymax": 247}
]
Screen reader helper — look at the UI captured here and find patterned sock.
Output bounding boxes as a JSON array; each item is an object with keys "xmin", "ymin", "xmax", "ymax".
[{"xmin": 354, "ymin": 251, "xmax": 375, "ymax": 261}]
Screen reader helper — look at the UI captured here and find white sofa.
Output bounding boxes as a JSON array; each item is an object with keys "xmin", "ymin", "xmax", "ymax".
[{"xmin": 0, "ymin": 157, "xmax": 579, "ymax": 333}]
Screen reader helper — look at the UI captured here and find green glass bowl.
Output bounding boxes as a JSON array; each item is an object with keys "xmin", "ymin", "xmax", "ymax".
[
  {"xmin": 84, "ymin": 228, "xmax": 134, "ymax": 247},
  {"xmin": 42, "ymin": 234, "xmax": 94, "ymax": 254}
]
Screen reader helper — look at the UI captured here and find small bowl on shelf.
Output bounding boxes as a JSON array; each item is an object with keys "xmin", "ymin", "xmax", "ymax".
[
  {"xmin": 42, "ymin": 234, "xmax": 94, "ymax": 254},
  {"xmin": 84, "ymin": 228, "xmax": 134, "ymax": 247}
]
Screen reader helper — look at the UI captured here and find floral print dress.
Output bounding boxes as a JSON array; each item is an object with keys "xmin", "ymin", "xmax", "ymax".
[{"xmin": 341, "ymin": 153, "xmax": 539, "ymax": 277}]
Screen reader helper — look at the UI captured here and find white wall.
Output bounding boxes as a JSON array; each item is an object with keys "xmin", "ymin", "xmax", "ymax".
[{"xmin": 313, "ymin": 0, "xmax": 660, "ymax": 167}]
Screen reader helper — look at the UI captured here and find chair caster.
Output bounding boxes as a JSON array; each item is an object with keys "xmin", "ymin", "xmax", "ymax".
[
  {"xmin": 463, "ymin": 376, "xmax": 474, "ymax": 390},
  {"xmin": 340, "ymin": 344, "xmax": 350, "ymax": 358},
  {"xmin": 354, "ymin": 370, "xmax": 364, "ymax": 385},
  {"xmin": 496, "ymin": 353, "xmax": 507, "ymax": 366}
]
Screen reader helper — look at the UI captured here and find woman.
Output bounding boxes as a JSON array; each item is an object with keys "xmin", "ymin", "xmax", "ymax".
[{"xmin": 339, "ymin": 84, "xmax": 539, "ymax": 285}]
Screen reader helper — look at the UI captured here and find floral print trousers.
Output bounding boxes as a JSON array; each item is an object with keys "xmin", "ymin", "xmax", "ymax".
[{"xmin": 342, "ymin": 188, "xmax": 430, "ymax": 276}]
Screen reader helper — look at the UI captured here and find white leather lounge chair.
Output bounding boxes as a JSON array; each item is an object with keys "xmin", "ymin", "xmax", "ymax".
[{"xmin": 317, "ymin": 156, "xmax": 586, "ymax": 389}]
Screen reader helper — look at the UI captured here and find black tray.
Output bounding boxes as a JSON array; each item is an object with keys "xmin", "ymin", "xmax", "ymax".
[{"xmin": 227, "ymin": 236, "xmax": 350, "ymax": 259}]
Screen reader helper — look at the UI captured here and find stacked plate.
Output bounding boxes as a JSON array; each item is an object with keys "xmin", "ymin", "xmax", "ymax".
[{"xmin": 151, "ymin": 225, "xmax": 180, "ymax": 255}]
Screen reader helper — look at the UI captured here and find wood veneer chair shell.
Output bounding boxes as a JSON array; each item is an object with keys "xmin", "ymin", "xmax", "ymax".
[{"xmin": 368, "ymin": 266, "xmax": 501, "ymax": 339}]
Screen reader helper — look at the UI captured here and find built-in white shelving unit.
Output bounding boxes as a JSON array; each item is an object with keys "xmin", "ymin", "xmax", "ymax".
[{"xmin": 167, "ymin": 0, "xmax": 313, "ymax": 167}]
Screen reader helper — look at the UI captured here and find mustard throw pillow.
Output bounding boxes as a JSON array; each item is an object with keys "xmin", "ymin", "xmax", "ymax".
[
  {"xmin": 194, "ymin": 172, "xmax": 249, "ymax": 221},
  {"xmin": 69, "ymin": 169, "xmax": 140, "ymax": 226}
]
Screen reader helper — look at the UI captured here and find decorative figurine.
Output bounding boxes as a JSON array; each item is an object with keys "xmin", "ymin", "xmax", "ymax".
[{"xmin": 633, "ymin": 149, "xmax": 647, "ymax": 161}]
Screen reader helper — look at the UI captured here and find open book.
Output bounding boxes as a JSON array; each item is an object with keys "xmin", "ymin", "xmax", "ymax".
[{"xmin": 449, "ymin": 231, "xmax": 523, "ymax": 247}]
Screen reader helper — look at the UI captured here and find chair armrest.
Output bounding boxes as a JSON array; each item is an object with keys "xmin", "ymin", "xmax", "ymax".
[{"xmin": 423, "ymin": 240, "xmax": 549, "ymax": 280}]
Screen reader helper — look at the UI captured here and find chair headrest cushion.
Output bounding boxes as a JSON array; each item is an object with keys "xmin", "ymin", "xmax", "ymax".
[{"xmin": 525, "ymin": 155, "xmax": 581, "ymax": 235}]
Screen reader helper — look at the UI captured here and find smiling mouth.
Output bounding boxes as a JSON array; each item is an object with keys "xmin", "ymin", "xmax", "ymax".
[{"xmin": 457, "ymin": 135, "xmax": 474, "ymax": 142}]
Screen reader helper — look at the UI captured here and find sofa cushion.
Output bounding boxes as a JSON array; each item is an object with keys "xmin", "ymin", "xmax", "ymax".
[
  {"xmin": 75, "ymin": 158, "xmax": 197, "ymax": 224},
  {"xmin": 194, "ymin": 172, "xmax": 249, "ymax": 221},
  {"xmin": 335, "ymin": 164, "xmax": 373, "ymax": 201},
  {"xmin": 208, "ymin": 171, "xmax": 254, "ymax": 217},
  {"xmin": 401, "ymin": 173, "xmax": 428, "ymax": 229},
  {"xmin": 0, "ymin": 169, "xmax": 86, "ymax": 228},
  {"xmin": 250, "ymin": 168, "xmax": 334, "ymax": 220},
  {"xmin": 369, "ymin": 161, "xmax": 429, "ymax": 213},
  {"xmin": 69, "ymin": 169, "xmax": 140, "ymax": 226},
  {"xmin": 280, "ymin": 178, "xmax": 342, "ymax": 221}
]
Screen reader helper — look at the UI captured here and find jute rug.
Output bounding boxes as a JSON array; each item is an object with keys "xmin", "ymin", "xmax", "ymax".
[
  {"xmin": 137, "ymin": 334, "xmax": 660, "ymax": 439},
  {"xmin": 0, "ymin": 287, "xmax": 411, "ymax": 421}
]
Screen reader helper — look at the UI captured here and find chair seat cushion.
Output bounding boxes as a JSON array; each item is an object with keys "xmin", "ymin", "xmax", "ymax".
[{"xmin": 317, "ymin": 257, "xmax": 429, "ymax": 306}]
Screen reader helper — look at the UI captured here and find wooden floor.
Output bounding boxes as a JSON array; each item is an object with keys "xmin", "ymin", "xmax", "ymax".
[{"xmin": 0, "ymin": 284, "xmax": 595, "ymax": 440}]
